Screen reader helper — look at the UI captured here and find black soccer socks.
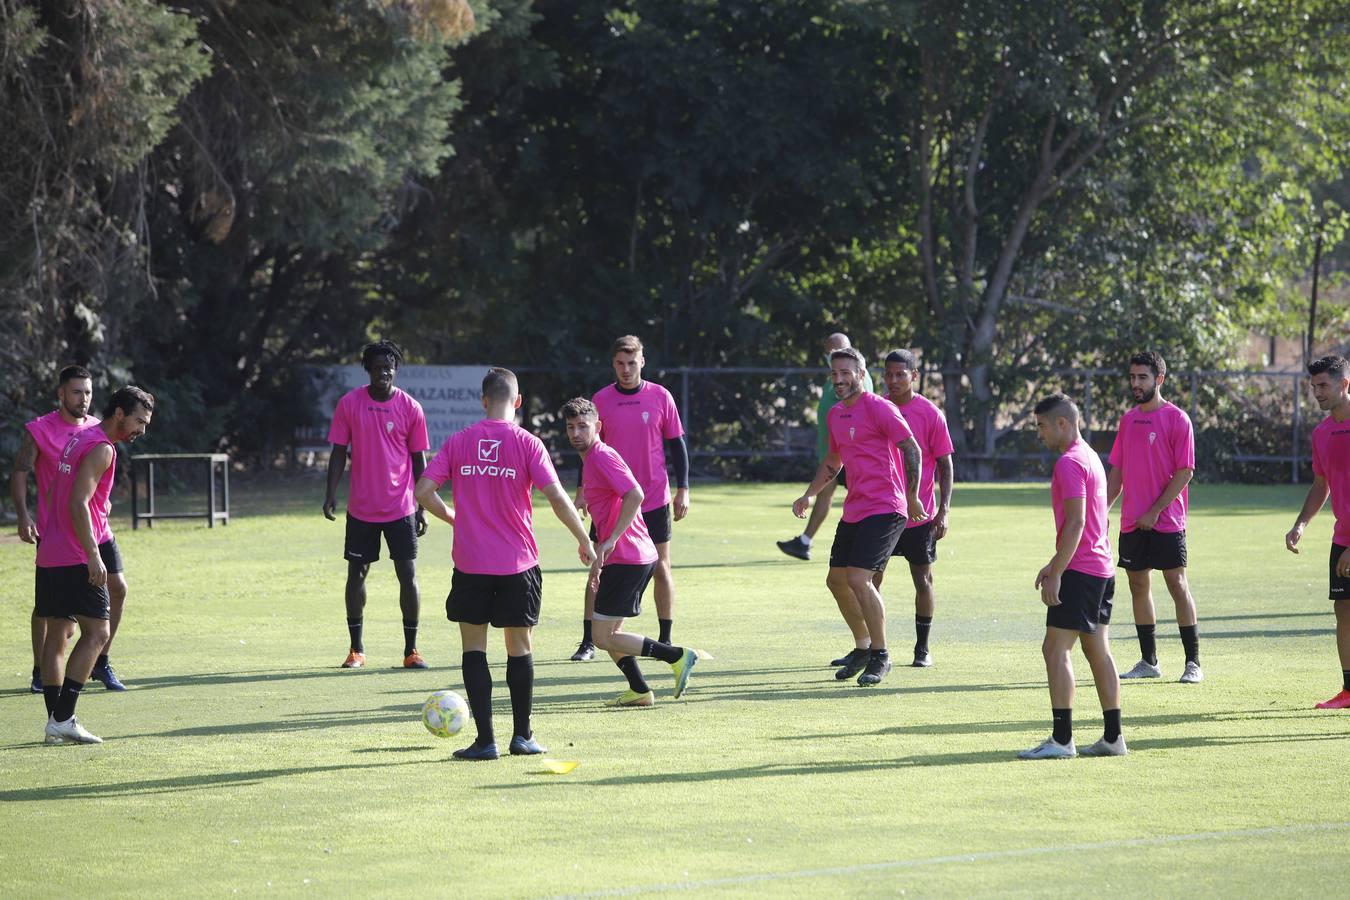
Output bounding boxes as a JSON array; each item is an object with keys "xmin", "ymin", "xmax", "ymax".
[
  {"xmin": 1135, "ymin": 624, "xmax": 1158, "ymax": 666},
  {"xmin": 1052, "ymin": 708, "xmax": 1073, "ymax": 746},
  {"xmin": 616, "ymin": 656, "xmax": 650, "ymax": 694},
  {"xmin": 640, "ymin": 637, "xmax": 682, "ymax": 664},
  {"xmin": 1179, "ymin": 624, "xmax": 1200, "ymax": 665},
  {"xmin": 505, "ymin": 654, "xmax": 534, "ymax": 740},
  {"xmin": 461, "ymin": 651, "xmax": 493, "ymax": 745}
]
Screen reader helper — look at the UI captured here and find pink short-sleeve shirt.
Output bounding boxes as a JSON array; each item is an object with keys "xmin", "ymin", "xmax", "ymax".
[
  {"xmin": 828, "ymin": 392, "xmax": 915, "ymax": 522},
  {"xmin": 1311, "ymin": 414, "xmax": 1350, "ymax": 547},
  {"xmin": 893, "ymin": 393, "xmax": 954, "ymax": 526},
  {"xmin": 582, "ymin": 440, "xmax": 658, "ymax": 566},
  {"xmin": 592, "ymin": 381, "xmax": 684, "ymax": 513},
  {"xmin": 1108, "ymin": 402, "xmax": 1195, "ymax": 533},
  {"xmin": 1051, "ymin": 438, "xmax": 1115, "ymax": 578},
  {"xmin": 328, "ymin": 386, "xmax": 430, "ymax": 523}
]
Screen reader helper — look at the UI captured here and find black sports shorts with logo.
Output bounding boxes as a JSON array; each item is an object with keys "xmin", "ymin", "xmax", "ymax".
[
  {"xmin": 891, "ymin": 519, "xmax": 937, "ymax": 565},
  {"xmin": 345, "ymin": 513, "xmax": 418, "ymax": 563},
  {"xmin": 1329, "ymin": 543, "xmax": 1350, "ymax": 602},
  {"xmin": 447, "ymin": 566, "xmax": 543, "ymax": 628},
  {"xmin": 594, "ymin": 562, "xmax": 657, "ymax": 619},
  {"xmin": 830, "ymin": 513, "xmax": 905, "ymax": 571},
  {"xmin": 1117, "ymin": 529, "xmax": 1186, "ymax": 571}
]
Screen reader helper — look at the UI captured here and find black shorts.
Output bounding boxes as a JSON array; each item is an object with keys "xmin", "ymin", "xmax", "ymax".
[
  {"xmin": 446, "ymin": 566, "xmax": 542, "ymax": 628},
  {"xmin": 1329, "ymin": 544, "xmax": 1350, "ymax": 601},
  {"xmin": 344, "ymin": 514, "xmax": 417, "ymax": 563},
  {"xmin": 1117, "ymin": 529, "xmax": 1187, "ymax": 571},
  {"xmin": 891, "ymin": 520, "xmax": 937, "ymax": 565},
  {"xmin": 644, "ymin": 504, "xmax": 673, "ymax": 545},
  {"xmin": 830, "ymin": 513, "xmax": 905, "ymax": 571},
  {"xmin": 594, "ymin": 562, "xmax": 656, "ymax": 619},
  {"xmin": 1046, "ymin": 570, "xmax": 1115, "ymax": 634},
  {"xmin": 34, "ymin": 564, "xmax": 111, "ymax": 621}
]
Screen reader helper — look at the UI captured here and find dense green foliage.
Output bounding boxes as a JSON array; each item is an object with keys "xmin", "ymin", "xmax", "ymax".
[{"xmin": 1, "ymin": 1, "xmax": 1347, "ymax": 470}]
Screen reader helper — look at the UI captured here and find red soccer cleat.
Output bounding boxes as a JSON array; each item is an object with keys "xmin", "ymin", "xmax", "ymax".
[
  {"xmin": 1314, "ymin": 689, "xmax": 1350, "ymax": 709},
  {"xmin": 403, "ymin": 650, "xmax": 428, "ymax": 669},
  {"xmin": 340, "ymin": 649, "xmax": 366, "ymax": 669}
]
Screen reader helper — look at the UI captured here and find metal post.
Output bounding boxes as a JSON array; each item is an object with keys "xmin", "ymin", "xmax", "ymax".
[
  {"xmin": 130, "ymin": 457, "xmax": 139, "ymax": 531},
  {"xmin": 1082, "ymin": 372, "xmax": 1094, "ymax": 443},
  {"xmin": 1190, "ymin": 371, "xmax": 1199, "ymax": 426},
  {"xmin": 208, "ymin": 458, "xmax": 217, "ymax": 528},
  {"xmin": 147, "ymin": 461, "xmax": 155, "ymax": 529},
  {"xmin": 680, "ymin": 369, "xmax": 691, "ymax": 446},
  {"xmin": 223, "ymin": 458, "xmax": 230, "ymax": 526}
]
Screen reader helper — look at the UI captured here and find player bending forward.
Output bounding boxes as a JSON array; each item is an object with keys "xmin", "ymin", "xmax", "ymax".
[
  {"xmin": 563, "ymin": 398, "xmax": 701, "ymax": 707},
  {"xmin": 415, "ymin": 368, "xmax": 594, "ymax": 760},
  {"xmin": 1021, "ymin": 393, "xmax": 1126, "ymax": 759},
  {"xmin": 1285, "ymin": 355, "xmax": 1350, "ymax": 710}
]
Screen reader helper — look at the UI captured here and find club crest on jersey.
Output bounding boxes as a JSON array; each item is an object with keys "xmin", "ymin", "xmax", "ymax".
[
  {"xmin": 385, "ymin": 421, "xmax": 395, "ymax": 434},
  {"xmin": 642, "ymin": 411, "xmax": 650, "ymax": 424},
  {"xmin": 849, "ymin": 426, "xmax": 856, "ymax": 441},
  {"xmin": 1148, "ymin": 432, "xmax": 1156, "ymax": 446}
]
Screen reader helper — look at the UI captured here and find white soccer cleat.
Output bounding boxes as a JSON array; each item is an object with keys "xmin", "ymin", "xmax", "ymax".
[
  {"xmin": 42, "ymin": 728, "xmax": 64, "ymax": 746},
  {"xmin": 1017, "ymin": 737, "xmax": 1076, "ymax": 760},
  {"xmin": 1179, "ymin": 661, "xmax": 1203, "ymax": 684},
  {"xmin": 1120, "ymin": 659, "xmax": 1162, "ymax": 679},
  {"xmin": 1079, "ymin": 735, "xmax": 1128, "ymax": 757},
  {"xmin": 46, "ymin": 715, "xmax": 103, "ymax": 745}
]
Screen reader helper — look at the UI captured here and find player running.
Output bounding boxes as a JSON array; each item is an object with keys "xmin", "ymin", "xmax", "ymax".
[
  {"xmin": 11, "ymin": 366, "xmax": 129, "ymax": 692},
  {"xmin": 415, "ymin": 369, "xmax": 594, "ymax": 760},
  {"xmin": 876, "ymin": 349, "xmax": 953, "ymax": 668},
  {"xmin": 1021, "ymin": 393, "xmax": 1125, "ymax": 759},
  {"xmin": 570, "ymin": 335, "xmax": 689, "ymax": 661},
  {"xmin": 36, "ymin": 386, "xmax": 154, "ymax": 744},
  {"xmin": 1285, "ymin": 355, "xmax": 1350, "ymax": 710},
  {"xmin": 777, "ymin": 332, "xmax": 875, "ymax": 562},
  {"xmin": 324, "ymin": 341, "xmax": 431, "ymax": 669},
  {"xmin": 562, "ymin": 398, "xmax": 700, "ymax": 707},
  {"xmin": 1107, "ymin": 351, "xmax": 1203, "ymax": 684},
  {"xmin": 792, "ymin": 347, "xmax": 925, "ymax": 687}
]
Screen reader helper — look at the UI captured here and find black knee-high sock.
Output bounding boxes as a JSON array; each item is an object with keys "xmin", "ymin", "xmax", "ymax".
[
  {"xmin": 640, "ymin": 637, "xmax": 683, "ymax": 664},
  {"xmin": 1136, "ymin": 624, "xmax": 1158, "ymax": 665},
  {"xmin": 915, "ymin": 616, "xmax": 933, "ymax": 652},
  {"xmin": 32, "ymin": 665, "xmax": 40, "ymax": 680},
  {"xmin": 347, "ymin": 618, "xmax": 364, "ymax": 653},
  {"xmin": 53, "ymin": 678, "xmax": 84, "ymax": 723},
  {"xmin": 1179, "ymin": 624, "xmax": 1199, "ymax": 664},
  {"xmin": 658, "ymin": 618, "xmax": 673, "ymax": 644},
  {"xmin": 461, "ymin": 651, "xmax": 493, "ymax": 745},
  {"xmin": 505, "ymin": 654, "xmax": 534, "ymax": 739},
  {"xmin": 1052, "ymin": 708, "xmax": 1073, "ymax": 746},
  {"xmin": 42, "ymin": 685, "xmax": 60, "ymax": 716},
  {"xmin": 402, "ymin": 620, "xmax": 418, "ymax": 657},
  {"xmin": 1103, "ymin": 708, "xmax": 1122, "ymax": 743},
  {"xmin": 582, "ymin": 619, "xmax": 593, "ymax": 643},
  {"xmin": 616, "ymin": 656, "xmax": 649, "ymax": 693},
  {"xmin": 95, "ymin": 653, "xmax": 108, "ymax": 669}
]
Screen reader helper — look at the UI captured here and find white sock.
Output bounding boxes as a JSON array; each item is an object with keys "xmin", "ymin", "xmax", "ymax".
[{"xmin": 799, "ymin": 534, "xmax": 813, "ymax": 547}]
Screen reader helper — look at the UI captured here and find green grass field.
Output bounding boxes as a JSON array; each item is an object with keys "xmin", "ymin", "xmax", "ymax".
[{"xmin": 1, "ymin": 478, "xmax": 1346, "ymax": 897}]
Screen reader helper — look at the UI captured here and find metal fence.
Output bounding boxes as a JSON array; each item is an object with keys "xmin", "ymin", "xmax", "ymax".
[
  {"xmin": 293, "ymin": 365, "xmax": 1318, "ymax": 483},
  {"xmin": 511, "ymin": 366, "xmax": 1318, "ymax": 484}
]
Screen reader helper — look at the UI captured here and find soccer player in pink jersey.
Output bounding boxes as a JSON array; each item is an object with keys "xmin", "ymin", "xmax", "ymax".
[
  {"xmin": 1285, "ymin": 355, "xmax": 1350, "ymax": 710},
  {"xmin": 792, "ymin": 348, "xmax": 926, "ymax": 687},
  {"xmin": 563, "ymin": 398, "xmax": 701, "ymax": 707},
  {"xmin": 1021, "ymin": 393, "xmax": 1125, "ymax": 759},
  {"xmin": 1106, "ymin": 351, "xmax": 1203, "ymax": 684},
  {"xmin": 36, "ymin": 386, "xmax": 154, "ymax": 744},
  {"xmin": 569, "ymin": 335, "xmax": 689, "ymax": 661},
  {"xmin": 415, "ymin": 369, "xmax": 595, "ymax": 760},
  {"xmin": 10, "ymin": 366, "xmax": 115, "ymax": 693},
  {"xmin": 324, "ymin": 341, "xmax": 431, "ymax": 670},
  {"xmin": 877, "ymin": 349, "xmax": 954, "ymax": 668}
]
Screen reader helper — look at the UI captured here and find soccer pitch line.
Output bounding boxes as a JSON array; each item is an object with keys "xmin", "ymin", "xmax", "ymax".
[{"xmin": 552, "ymin": 820, "xmax": 1350, "ymax": 897}]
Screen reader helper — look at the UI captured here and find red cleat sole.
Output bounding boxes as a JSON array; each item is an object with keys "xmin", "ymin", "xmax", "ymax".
[{"xmin": 1314, "ymin": 690, "xmax": 1350, "ymax": 709}]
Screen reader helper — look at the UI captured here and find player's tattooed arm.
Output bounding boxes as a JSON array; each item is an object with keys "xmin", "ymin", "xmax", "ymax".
[
  {"xmin": 10, "ymin": 430, "xmax": 37, "ymax": 542},
  {"xmin": 898, "ymin": 437, "xmax": 921, "ymax": 493}
]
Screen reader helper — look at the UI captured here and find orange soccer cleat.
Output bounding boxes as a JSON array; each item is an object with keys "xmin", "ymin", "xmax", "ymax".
[
  {"xmin": 403, "ymin": 650, "xmax": 429, "ymax": 669},
  {"xmin": 340, "ymin": 649, "xmax": 366, "ymax": 669}
]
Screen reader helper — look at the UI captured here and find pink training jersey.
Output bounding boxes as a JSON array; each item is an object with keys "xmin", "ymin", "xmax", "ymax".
[
  {"xmin": 1311, "ymin": 413, "xmax": 1350, "ymax": 547},
  {"xmin": 422, "ymin": 418, "xmax": 560, "ymax": 576},
  {"xmin": 328, "ymin": 386, "xmax": 430, "ymax": 523},
  {"xmin": 1051, "ymin": 438, "xmax": 1114, "ymax": 578},
  {"xmin": 582, "ymin": 440, "xmax": 658, "ymax": 566},
  {"xmin": 893, "ymin": 393, "xmax": 954, "ymax": 527},
  {"xmin": 828, "ymin": 391, "xmax": 915, "ymax": 523},
  {"xmin": 592, "ymin": 381, "xmax": 684, "ymax": 513},
  {"xmin": 1108, "ymin": 402, "xmax": 1195, "ymax": 533},
  {"xmin": 25, "ymin": 409, "xmax": 100, "ymax": 532},
  {"xmin": 36, "ymin": 427, "xmax": 116, "ymax": 569}
]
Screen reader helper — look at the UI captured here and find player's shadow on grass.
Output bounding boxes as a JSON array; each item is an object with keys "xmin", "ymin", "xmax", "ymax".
[
  {"xmin": 106, "ymin": 704, "xmax": 425, "ymax": 739},
  {"xmin": 91, "ymin": 668, "xmax": 449, "ymax": 693},
  {"xmin": 0, "ymin": 759, "xmax": 432, "ymax": 802},
  {"xmin": 1199, "ymin": 628, "xmax": 1334, "ymax": 640},
  {"xmin": 774, "ymin": 707, "xmax": 1330, "ymax": 741}
]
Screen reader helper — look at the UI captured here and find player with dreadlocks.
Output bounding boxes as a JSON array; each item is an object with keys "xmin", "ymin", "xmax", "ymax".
[{"xmin": 324, "ymin": 340, "xmax": 432, "ymax": 669}]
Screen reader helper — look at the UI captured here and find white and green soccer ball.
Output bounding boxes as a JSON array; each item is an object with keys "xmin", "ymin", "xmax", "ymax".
[{"xmin": 422, "ymin": 690, "xmax": 469, "ymax": 738}]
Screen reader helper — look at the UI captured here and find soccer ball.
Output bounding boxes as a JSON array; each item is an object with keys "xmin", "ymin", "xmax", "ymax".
[{"xmin": 422, "ymin": 690, "xmax": 469, "ymax": 738}]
